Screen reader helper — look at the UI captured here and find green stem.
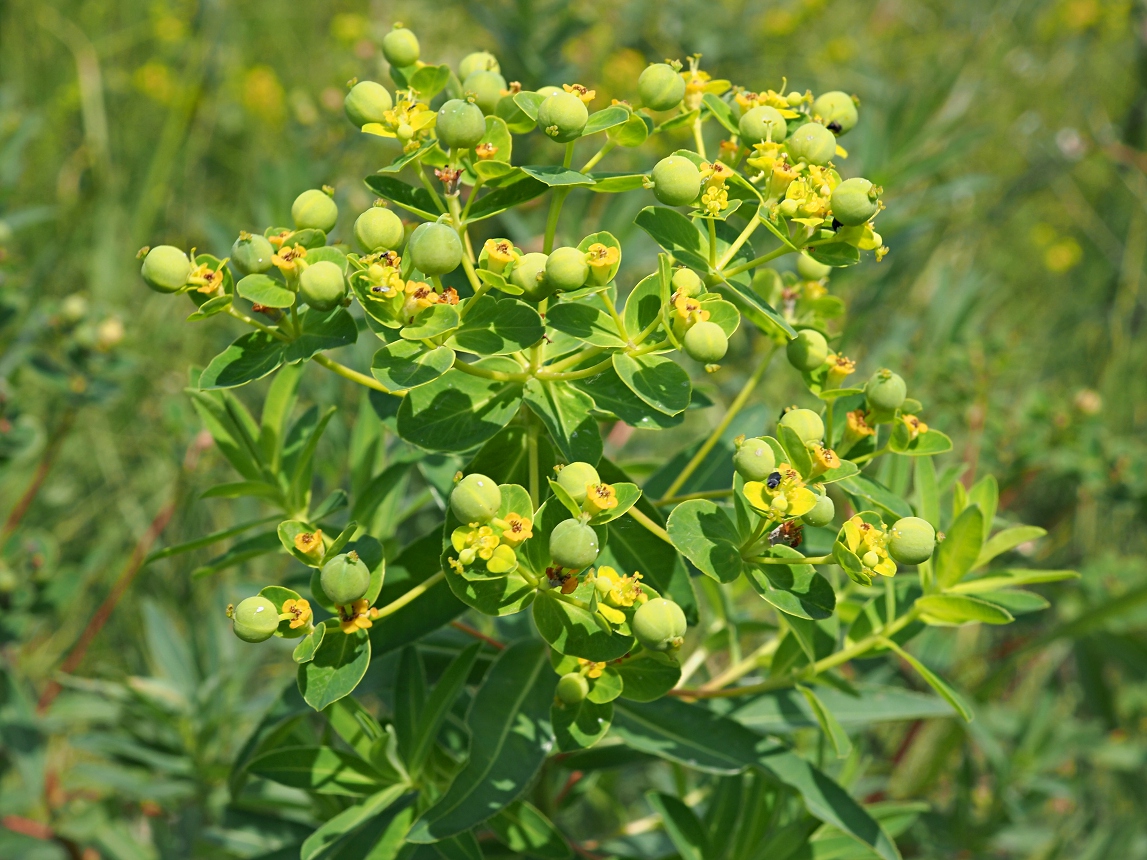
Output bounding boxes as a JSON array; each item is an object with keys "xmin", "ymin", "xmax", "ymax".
[
  {"xmin": 715, "ymin": 214, "xmax": 761, "ymax": 271},
  {"xmin": 543, "ymin": 345, "xmax": 606, "ymax": 374},
  {"xmin": 374, "ymin": 571, "xmax": 445, "ymax": 619},
  {"xmin": 543, "ymin": 188, "xmax": 571, "ymax": 254},
  {"xmin": 656, "ymin": 488, "xmax": 735, "ymax": 506},
  {"xmin": 658, "ymin": 343, "xmax": 775, "ymax": 503},
  {"xmin": 746, "ymin": 554, "xmax": 835, "ymax": 565},
  {"xmin": 741, "ymin": 518, "xmax": 772, "ymax": 553},
  {"xmin": 313, "ymin": 353, "xmax": 399, "ymax": 395},
  {"xmin": 580, "ymin": 140, "xmax": 616, "ymax": 172},
  {"xmin": 538, "ymin": 356, "xmax": 615, "ymax": 381},
  {"xmin": 824, "ymin": 399, "xmax": 835, "ymax": 449},
  {"xmin": 228, "ymin": 307, "xmax": 289, "ymax": 341},
  {"xmin": 419, "ymin": 167, "xmax": 447, "ymax": 213},
  {"xmin": 527, "ymin": 417, "xmax": 540, "ymax": 508},
  {"xmin": 851, "ymin": 445, "xmax": 889, "ymax": 466},
  {"xmin": 708, "ymin": 218, "xmax": 718, "ymax": 269},
  {"xmin": 626, "ymin": 507, "xmax": 673, "ymax": 545},
  {"xmin": 692, "ymin": 116, "xmax": 707, "ymax": 160},
  {"xmin": 460, "ymin": 177, "xmax": 485, "ymax": 222},
  {"xmin": 600, "ymin": 290, "xmax": 628, "ymax": 340},
  {"xmin": 552, "ymin": 590, "xmax": 593, "ymax": 612},
  {"xmin": 631, "ymin": 312, "xmax": 664, "ymax": 346},
  {"xmin": 452, "ymin": 359, "xmax": 528, "ymax": 382},
  {"xmin": 721, "ymin": 244, "xmax": 794, "ymax": 279}
]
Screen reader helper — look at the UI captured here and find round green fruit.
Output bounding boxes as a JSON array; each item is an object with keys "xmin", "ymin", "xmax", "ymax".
[
  {"xmin": 409, "ymin": 222, "xmax": 463, "ymax": 275},
  {"xmin": 536, "ymin": 85, "xmax": 562, "ymax": 99},
  {"xmin": 738, "ymin": 105, "xmax": 788, "ymax": 144},
  {"xmin": 381, "ymin": 26, "xmax": 420, "ymax": 68},
  {"xmin": 320, "ymin": 552, "xmax": 371, "ymax": 606},
  {"xmin": 796, "ymin": 252, "xmax": 832, "ymax": 280},
  {"xmin": 451, "ymin": 473, "xmax": 502, "ymax": 524},
  {"xmin": 436, "ymin": 99, "xmax": 487, "ymax": 149},
  {"xmin": 556, "ymin": 672, "xmax": 589, "ymax": 705},
  {"xmin": 779, "ymin": 408, "xmax": 824, "ymax": 444},
  {"xmin": 459, "ymin": 50, "xmax": 500, "ymax": 80},
  {"xmin": 354, "ymin": 207, "xmax": 404, "ymax": 253},
  {"xmin": 545, "ymin": 247, "xmax": 589, "ymax": 291},
  {"xmin": 509, "ymin": 252, "xmax": 553, "ymax": 301},
  {"xmin": 734, "ymin": 438, "xmax": 776, "ymax": 482},
  {"xmin": 638, "ymin": 63, "xmax": 686, "ymax": 111},
  {"xmin": 549, "ymin": 519, "xmax": 599, "ymax": 570},
  {"xmin": 831, "ymin": 178, "xmax": 880, "ymax": 226},
  {"xmin": 231, "ymin": 234, "xmax": 274, "ymax": 275},
  {"xmin": 651, "ymin": 155, "xmax": 701, "ymax": 207},
  {"xmin": 786, "ymin": 329, "xmax": 829, "ymax": 371},
  {"xmin": 812, "ymin": 90, "xmax": 858, "ymax": 135},
  {"xmin": 802, "ymin": 493, "xmax": 836, "ymax": 528},
  {"xmin": 292, "ymin": 189, "xmax": 338, "ymax": 232},
  {"xmin": 299, "ymin": 260, "xmax": 346, "ymax": 310},
  {"xmin": 537, "ymin": 91, "xmax": 588, "ymax": 143},
  {"xmin": 632, "ymin": 598, "xmax": 687, "ymax": 651},
  {"xmin": 671, "ymin": 267, "xmax": 703, "ymax": 297},
  {"xmin": 888, "ymin": 517, "xmax": 936, "ymax": 565},
  {"xmin": 683, "ymin": 321, "xmax": 728, "ymax": 363},
  {"xmin": 557, "ymin": 462, "xmax": 601, "ymax": 504},
  {"xmin": 786, "ymin": 122, "xmax": 837, "ymax": 166},
  {"xmin": 463, "ymin": 70, "xmax": 507, "ymax": 115},
  {"xmin": 344, "ymin": 81, "xmax": 393, "ymax": 127},
  {"xmin": 865, "ymin": 369, "xmax": 907, "ymax": 411},
  {"xmin": 141, "ymin": 245, "xmax": 190, "ymax": 293},
  {"xmin": 232, "ymin": 596, "xmax": 279, "ymax": 643}
]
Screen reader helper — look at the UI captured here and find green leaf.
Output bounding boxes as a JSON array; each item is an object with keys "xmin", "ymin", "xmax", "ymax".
[
  {"xmin": 612, "ymin": 698, "xmax": 901, "ymax": 860},
  {"xmin": 289, "ymin": 406, "xmax": 337, "ymax": 510},
  {"xmin": 701, "ymin": 92, "xmax": 739, "ymax": 134},
  {"xmin": 975, "ymin": 525, "xmax": 1046, "ymax": 569},
  {"xmin": 546, "ymin": 301, "xmax": 626, "ymax": 347},
  {"xmin": 370, "ymin": 531, "xmax": 466, "ymax": 656},
  {"xmin": 293, "ymin": 623, "xmax": 325, "ymax": 664},
  {"xmin": 967, "ymin": 475, "xmax": 998, "ymax": 541},
  {"xmin": 795, "ymin": 685, "xmax": 852, "ymax": 759},
  {"xmin": 667, "ymin": 500, "xmax": 744, "ymax": 583},
  {"xmin": 609, "ymin": 112, "xmax": 651, "ymax": 147},
  {"xmin": 615, "ymin": 650, "xmax": 681, "ymax": 702},
  {"xmin": 191, "ymin": 531, "xmax": 280, "ymax": 578},
  {"xmin": 371, "ymin": 341, "xmax": 455, "ymax": 391},
  {"xmin": 915, "ymin": 594, "xmax": 1014, "ymax": 626},
  {"xmin": 513, "ymin": 91, "xmax": 544, "ymax": 120},
  {"xmin": 586, "ymin": 172, "xmax": 648, "ymax": 193},
  {"xmin": 298, "ymin": 629, "xmax": 371, "ymax": 711},
  {"xmin": 409, "ymin": 642, "xmax": 482, "ymax": 776},
  {"xmin": 523, "ymin": 379, "xmax": 603, "ymax": 465},
  {"xmin": 879, "ymin": 638, "xmax": 973, "ymax": 723},
  {"xmin": 914, "ymin": 456, "xmax": 940, "ymax": 529},
  {"xmin": 489, "ymin": 801, "xmax": 572, "ymax": 860},
  {"xmin": 722, "ymin": 683, "xmax": 956, "ymax": 732},
  {"xmin": 656, "ymin": 108, "xmax": 700, "ymax": 132},
  {"xmin": 838, "ymin": 474, "xmax": 913, "ymax": 521},
  {"xmin": 647, "ymin": 792, "xmax": 708, "ymax": 860},
  {"xmin": 635, "ymin": 205, "xmax": 709, "ymax": 271},
  {"xmin": 888, "ymin": 423, "xmax": 953, "ymax": 456},
  {"xmin": 934, "ymin": 505, "xmax": 984, "ymax": 589},
  {"xmin": 299, "ymin": 785, "xmax": 412, "ymax": 860},
  {"xmin": 448, "ymin": 295, "xmax": 544, "ymax": 355},
  {"xmin": 622, "ymin": 273, "xmax": 664, "ymax": 337},
  {"xmin": 553, "ymin": 699, "xmax": 613, "ymax": 751},
  {"xmin": 237, "ymin": 273, "xmax": 295, "ymax": 308},
  {"xmin": 575, "ymin": 368, "xmax": 683, "ymax": 430},
  {"xmin": 777, "ymin": 425, "xmax": 814, "ymax": 478},
  {"xmin": 745, "ymin": 549, "xmax": 836, "ymax": 621},
  {"xmin": 396, "ymin": 358, "xmax": 524, "ymax": 451},
  {"xmin": 247, "ymin": 745, "xmax": 389, "ymax": 795},
  {"xmin": 284, "ymin": 307, "xmax": 359, "ymax": 362},
  {"xmin": 520, "ymin": 165, "xmax": 595, "ymax": 186},
  {"xmin": 407, "ymin": 640, "xmax": 557, "ymax": 842},
  {"xmin": 465, "ymin": 175, "xmax": 548, "ymax": 222},
  {"xmin": 582, "ymin": 105, "xmax": 630, "ymax": 135},
  {"xmin": 808, "ymin": 242, "xmax": 860, "ymax": 267},
  {"xmin": 976, "ymin": 588, "xmax": 1049, "ymax": 615},
  {"xmin": 364, "ymin": 174, "xmax": 441, "ymax": 220},
  {"xmin": 378, "ymin": 138, "xmax": 437, "ymax": 173},
  {"xmin": 259, "ymin": 360, "xmax": 303, "ymax": 468},
  {"xmin": 533, "ymin": 590, "xmax": 635, "ymax": 661},
  {"xmin": 400, "ymin": 303, "xmax": 459, "ymax": 341},
  {"xmin": 199, "ymin": 332, "xmax": 284, "ymax": 390},
  {"xmin": 409, "ymin": 63, "xmax": 450, "ymax": 98},
  {"xmin": 710, "ymin": 279, "xmax": 797, "ymax": 339},
  {"xmin": 186, "ymin": 293, "xmax": 232, "ymax": 321},
  {"xmin": 201, "ymin": 480, "xmax": 282, "ymax": 501},
  {"xmin": 949, "ymin": 568, "xmax": 1079, "ymax": 594},
  {"xmin": 613, "ymin": 353, "xmax": 691, "ymax": 416}
]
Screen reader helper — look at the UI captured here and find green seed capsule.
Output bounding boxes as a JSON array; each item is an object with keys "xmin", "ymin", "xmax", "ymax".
[
  {"xmin": 436, "ymin": 98, "xmax": 487, "ymax": 150},
  {"xmin": 232, "ymin": 596, "xmax": 280, "ymax": 643},
  {"xmin": 299, "ymin": 260, "xmax": 346, "ymax": 310},
  {"xmin": 320, "ymin": 552, "xmax": 372, "ymax": 605},
  {"xmin": 888, "ymin": 516, "xmax": 936, "ymax": 565},
  {"xmin": 734, "ymin": 437, "xmax": 776, "ymax": 482},
  {"xmin": 537, "ymin": 91, "xmax": 588, "ymax": 143},
  {"xmin": 738, "ymin": 105, "xmax": 788, "ymax": 144},
  {"xmin": 786, "ymin": 122, "xmax": 837, "ymax": 166},
  {"xmin": 536, "ymin": 85, "xmax": 562, "ymax": 99},
  {"xmin": 796, "ymin": 252, "xmax": 832, "ymax": 280},
  {"xmin": 545, "ymin": 246, "xmax": 589, "ymax": 292},
  {"xmin": 638, "ymin": 63, "xmax": 686, "ymax": 111},
  {"xmin": 802, "ymin": 493, "xmax": 835, "ymax": 527},
  {"xmin": 557, "ymin": 461, "xmax": 601, "ymax": 504},
  {"xmin": 509, "ymin": 252, "xmax": 553, "ymax": 301},
  {"xmin": 344, "ymin": 80, "xmax": 393, "ymax": 127},
  {"xmin": 786, "ymin": 329, "xmax": 829, "ymax": 371},
  {"xmin": 812, "ymin": 90, "xmax": 858, "ymax": 135},
  {"xmin": 459, "ymin": 50, "xmax": 500, "ymax": 80},
  {"xmin": 354, "ymin": 207, "xmax": 404, "ymax": 253},
  {"xmin": 409, "ymin": 222, "xmax": 463, "ymax": 276},
  {"xmin": 463, "ymin": 70, "xmax": 507, "ymax": 115},
  {"xmin": 231, "ymin": 234, "xmax": 274, "ymax": 275},
  {"xmin": 671, "ymin": 267, "xmax": 704, "ymax": 297},
  {"xmin": 556, "ymin": 672, "xmax": 589, "ymax": 705},
  {"xmin": 382, "ymin": 26, "xmax": 420, "ymax": 68},
  {"xmin": 632, "ymin": 597, "xmax": 687, "ymax": 651},
  {"xmin": 292, "ymin": 189, "xmax": 339, "ymax": 232},
  {"xmin": 451, "ymin": 473, "xmax": 502, "ymax": 524},
  {"xmin": 865, "ymin": 369, "xmax": 906, "ymax": 411},
  {"xmin": 549, "ymin": 518, "xmax": 599, "ymax": 570},
  {"xmin": 779, "ymin": 408, "xmax": 824, "ymax": 444},
  {"xmin": 683, "ymin": 321, "xmax": 728, "ymax": 363},
  {"xmin": 651, "ymin": 155, "xmax": 701, "ymax": 207},
  {"xmin": 831, "ymin": 178, "xmax": 880, "ymax": 226},
  {"xmin": 141, "ymin": 245, "xmax": 191, "ymax": 293}
]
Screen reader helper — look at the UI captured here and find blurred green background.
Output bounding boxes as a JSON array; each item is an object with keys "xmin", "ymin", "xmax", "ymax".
[{"xmin": 2, "ymin": 0, "xmax": 1146, "ymax": 857}]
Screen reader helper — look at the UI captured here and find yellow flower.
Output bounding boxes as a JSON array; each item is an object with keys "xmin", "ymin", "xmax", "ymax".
[
  {"xmin": 188, "ymin": 260, "xmax": 226, "ymax": 295},
  {"xmin": 674, "ymin": 295, "xmax": 710, "ymax": 327},
  {"xmin": 599, "ymin": 604, "xmax": 626, "ymax": 624},
  {"xmin": 743, "ymin": 463, "xmax": 817, "ymax": 520},
  {"xmin": 497, "ymin": 512, "xmax": 534, "ymax": 547},
  {"xmin": 362, "ymin": 90, "xmax": 435, "ymax": 152},
  {"xmin": 293, "ymin": 530, "xmax": 324, "ymax": 558},
  {"xmin": 475, "ymin": 142, "xmax": 499, "ymax": 160},
  {"xmin": 281, "ymin": 598, "xmax": 312, "ymax": 629},
  {"xmin": 900, "ymin": 414, "xmax": 929, "ymax": 440},
  {"xmin": 583, "ymin": 482, "xmax": 618, "ymax": 515},
  {"xmin": 563, "ymin": 83, "xmax": 596, "ymax": 104},
  {"xmin": 483, "ymin": 238, "xmax": 518, "ymax": 274},
  {"xmin": 452, "ymin": 525, "xmax": 500, "ymax": 564},
  {"xmin": 578, "ymin": 658, "xmax": 605, "ymax": 679},
  {"xmin": 826, "ymin": 353, "xmax": 856, "ymax": 385},
  {"xmin": 810, "ymin": 446, "xmax": 840, "ymax": 475},
  {"xmin": 585, "ymin": 243, "xmax": 619, "ymax": 280},
  {"xmin": 272, "ymin": 243, "xmax": 306, "ymax": 274},
  {"xmin": 339, "ymin": 599, "xmax": 374, "ymax": 634},
  {"xmin": 485, "ymin": 544, "xmax": 518, "ymax": 574},
  {"xmin": 401, "ymin": 280, "xmax": 440, "ymax": 320},
  {"xmin": 448, "ymin": 556, "xmax": 465, "ymax": 574},
  {"xmin": 844, "ymin": 409, "xmax": 876, "ymax": 444},
  {"xmin": 699, "ymin": 161, "xmax": 732, "ymax": 216},
  {"xmin": 841, "ymin": 515, "xmax": 897, "ymax": 577},
  {"xmin": 594, "ymin": 565, "xmax": 643, "ymax": 608}
]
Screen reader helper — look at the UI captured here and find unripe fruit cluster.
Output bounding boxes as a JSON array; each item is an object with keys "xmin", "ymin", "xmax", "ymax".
[{"xmin": 451, "ymin": 473, "xmax": 502, "ymax": 524}]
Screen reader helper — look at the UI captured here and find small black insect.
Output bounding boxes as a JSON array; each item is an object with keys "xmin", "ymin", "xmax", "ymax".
[
  {"xmin": 766, "ymin": 471, "xmax": 782, "ymax": 490},
  {"xmin": 827, "ymin": 121, "xmax": 842, "ymax": 133}
]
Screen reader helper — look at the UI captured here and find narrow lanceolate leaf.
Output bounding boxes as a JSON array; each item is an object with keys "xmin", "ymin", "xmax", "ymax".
[
  {"xmin": 880, "ymin": 638, "xmax": 974, "ymax": 722},
  {"xmin": 612, "ymin": 698, "xmax": 901, "ymax": 860},
  {"xmin": 646, "ymin": 792, "xmax": 708, "ymax": 860},
  {"xmin": 934, "ymin": 505, "xmax": 984, "ymax": 589},
  {"xmin": 408, "ymin": 642, "xmax": 482, "ymax": 776},
  {"xmin": 915, "ymin": 594, "xmax": 1014, "ymax": 626},
  {"xmin": 246, "ymin": 746, "xmax": 390, "ymax": 795},
  {"xmin": 795, "ymin": 685, "xmax": 853, "ymax": 759},
  {"xmin": 299, "ymin": 785, "xmax": 412, "ymax": 860},
  {"xmin": 406, "ymin": 640, "xmax": 557, "ymax": 842},
  {"xmin": 974, "ymin": 525, "xmax": 1047, "ymax": 569},
  {"xmin": 489, "ymin": 801, "xmax": 572, "ymax": 860}
]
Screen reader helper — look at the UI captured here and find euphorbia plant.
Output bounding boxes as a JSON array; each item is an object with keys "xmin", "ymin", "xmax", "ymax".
[{"xmin": 141, "ymin": 29, "xmax": 1075, "ymax": 860}]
